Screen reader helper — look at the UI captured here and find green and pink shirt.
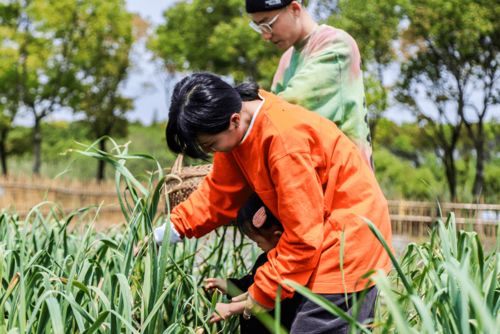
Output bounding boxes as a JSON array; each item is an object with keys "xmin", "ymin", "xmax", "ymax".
[{"xmin": 272, "ymin": 24, "xmax": 373, "ymax": 167}]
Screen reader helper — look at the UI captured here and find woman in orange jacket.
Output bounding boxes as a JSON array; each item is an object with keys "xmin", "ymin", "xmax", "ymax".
[{"xmin": 154, "ymin": 72, "xmax": 393, "ymax": 333}]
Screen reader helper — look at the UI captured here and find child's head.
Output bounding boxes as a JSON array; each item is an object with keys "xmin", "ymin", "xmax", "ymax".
[
  {"xmin": 166, "ymin": 72, "xmax": 260, "ymax": 160},
  {"xmin": 237, "ymin": 193, "xmax": 283, "ymax": 252}
]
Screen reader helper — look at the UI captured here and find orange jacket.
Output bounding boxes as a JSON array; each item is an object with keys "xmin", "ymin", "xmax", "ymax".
[{"xmin": 170, "ymin": 90, "xmax": 393, "ymax": 309}]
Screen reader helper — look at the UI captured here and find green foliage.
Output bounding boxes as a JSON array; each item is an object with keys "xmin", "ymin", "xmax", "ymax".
[
  {"xmin": 123, "ymin": 123, "xmax": 177, "ymax": 176},
  {"xmin": 0, "ymin": 1, "xmax": 23, "ymax": 172},
  {"xmin": 0, "ymin": 0, "xmax": 134, "ymax": 175},
  {"xmin": 373, "ymin": 148, "xmax": 443, "ymax": 200},
  {"xmin": 0, "ymin": 142, "xmax": 254, "ymax": 332},
  {"xmin": 396, "ymin": 0, "xmax": 500, "ymax": 199},
  {"xmin": 5, "ymin": 122, "xmax": 176, "ymax": 180},
  {"xmin": 5, "ymin": 125, "xmax": 31, "ymax": 156},
  {"xmin": 68, "ymin": 0, "xmax": 134, "ymax": 140},
  {"xmin": 326, "ymin": 0, "xmax": 404, "ymax": 66},
  {"xmin": 484, "ymin": 158, "xmax": 500, "ymax": 203},
  {"xmin": 148, "ymin": 0, "xmax": 280, "ymax": 86},
  {"xmin": 374, "ymin": 118, "xmax": 424, "ymax": 161},
  {"xmin": 6, "ymin": 118, "xmax": 499, "ymax": 202},
  {"xmin": 372, "ymin": 118, "xmax": 499, "ymax": 202}
]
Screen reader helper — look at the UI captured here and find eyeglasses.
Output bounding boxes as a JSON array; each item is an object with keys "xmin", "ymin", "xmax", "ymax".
[{"xmin": 249, "ymin": 12, "xmax": 281, "ymax": 35}]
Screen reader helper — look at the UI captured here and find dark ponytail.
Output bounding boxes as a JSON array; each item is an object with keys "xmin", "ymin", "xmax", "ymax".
[
  {"xmin": 166, "ymin": 72, "xmax": 260, "ymax": 160},
  {"xmin": 234, "ymin": 82, "xmax": 259, "ymax": 101}
]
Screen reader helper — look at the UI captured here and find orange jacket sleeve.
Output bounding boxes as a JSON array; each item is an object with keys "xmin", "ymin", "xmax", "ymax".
[
  {"xmin": 170, "ymin": 152, "xmax": 252, "ymax": 238},
  {"xmin": 248, "ymin": 151, "xmax": 326, "ymax": 308}
]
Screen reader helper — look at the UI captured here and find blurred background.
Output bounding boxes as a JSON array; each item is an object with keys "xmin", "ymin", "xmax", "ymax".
[{"xmin": 0, "ymin": 0, "xmax": 498, "ymax": 245}]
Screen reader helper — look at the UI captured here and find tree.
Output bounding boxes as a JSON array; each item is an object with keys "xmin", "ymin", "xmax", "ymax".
[
  {"xmin": 4, "ymin": 0, "xmax": 133, "ymax": 178},
  {"xmin": 374, "ymin": 118, "xmax": 426, "ymax": 167},
  {"xmin": 69, "ymin": 0, "xmax": 133, "ymax": 181},
  {"xmin": 319, "ymin": 0, "xmax": 405, "ymax": 142},
  {"xmin": 397, "ymin": 0, "xmax": 499, "ymax": 200},
  {"xmin": 0, "ymin": 0, "xmax": 22, "ymax": 175},
  {"xmin": 148, "ymin": 0, "xmax": 280, "ymax": 86},
  {"xmin": 9, "ymin": 0, "xmax": 92, "ymax": 175}
]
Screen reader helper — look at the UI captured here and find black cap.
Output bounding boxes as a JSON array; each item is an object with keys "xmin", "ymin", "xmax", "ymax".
[{"xmin": 245, "ymin": 0, "xmax": 293, "ymax": 14}]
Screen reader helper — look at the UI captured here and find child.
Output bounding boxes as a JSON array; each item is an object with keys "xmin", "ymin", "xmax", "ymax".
[
  {"xmin": 205, "ymin": 193, "xmax": 301, "ymax": 332},
  {"xmin": 154, "ymin": 72, "xmax": 393, "ymax": 333}
]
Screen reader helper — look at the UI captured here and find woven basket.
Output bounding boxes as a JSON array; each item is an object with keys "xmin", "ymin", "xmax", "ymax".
[{"xmin": 164, "ymin": 154, "xmax": 212, "ymax": 210}]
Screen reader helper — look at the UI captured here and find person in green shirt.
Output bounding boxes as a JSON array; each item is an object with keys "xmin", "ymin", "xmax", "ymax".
[
  {"xmin": 244, "ymin": 8, "xmax": 380, "ymax": 329},
  {"xmin": 245, "ymin": 0, "xmax": 373, "ymax": 167}
]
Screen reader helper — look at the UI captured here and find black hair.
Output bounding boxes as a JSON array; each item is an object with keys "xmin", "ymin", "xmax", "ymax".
[
  {"xmin": 166, "ymin": 72, "xmax": 260, "ymax": 160},
  {"xmin": 236, "ymin": 193, "xmax": 282, "ymax": 238}
]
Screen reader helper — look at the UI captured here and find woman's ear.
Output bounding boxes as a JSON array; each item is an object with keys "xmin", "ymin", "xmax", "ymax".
[{"xmin": 229, "ymin": 113, "xmax": 240, "ymax": 129}]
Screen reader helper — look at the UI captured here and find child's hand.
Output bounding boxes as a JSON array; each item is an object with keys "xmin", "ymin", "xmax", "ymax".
[
  {"xmin": 208, "ymin": 300, "xmax": 246, "ymax": 323},
  {"xmin": 204, "ymin": 278, "xmax": 228, "ymax": 294},
  {"xmin": 209, "ymin": 302, "xmax": 232, "ymax": 323}
]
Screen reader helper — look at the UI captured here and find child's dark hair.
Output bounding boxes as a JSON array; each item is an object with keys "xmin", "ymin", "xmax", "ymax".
[
  {"xmin": 237, "ymin": 193, "xmax": 282, "ymax": 237},
  {"xmin": 166, "ymin": 72, "xmax": 260, "ymax": 160}
]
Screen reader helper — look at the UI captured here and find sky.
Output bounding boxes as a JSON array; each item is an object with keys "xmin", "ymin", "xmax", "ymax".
[
  {"xmin": 121, "ymin": 0, "xmax": 176, "ymax": 125},
  {"xmin": 126, "ymin": 0, "xmax": 173, "ymax": 24}
]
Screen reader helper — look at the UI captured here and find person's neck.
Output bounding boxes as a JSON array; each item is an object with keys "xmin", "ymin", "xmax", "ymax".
[
  {"xmin": 294, "ymin": 15, "xmax": 319, "ymax": 50},
  {"xmin": 240, "ymin": 99, "xmax": 262, "ymax": 134}
]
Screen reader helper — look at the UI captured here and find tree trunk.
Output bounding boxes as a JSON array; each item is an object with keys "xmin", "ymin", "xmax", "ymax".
[
  {"xmin": 0, "ymin": 129, "xmax": 8, "ymax": 176},
  {"xmin": 32, "ymin": 117, "xmax": 42, "ymax": 175},
  {"xmin": 472, "ymin": 137, "xmax": 485, "ymax": 199},
  {"xmin": 96, "ymin": 138, "xmax": 106, "ymax": 182},
  {"xmin": 443, "ymin": 150, "xmax": 457, "ymax": 202}
]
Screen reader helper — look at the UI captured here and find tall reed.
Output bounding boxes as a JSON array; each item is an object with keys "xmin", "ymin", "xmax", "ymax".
[
  {"xmin": 0, "ymin": 138, "xmax": 255, "ymax": 333},
  {"xmin": 1, "ymin": 138, "xmax": 497, "ymax": 333}
]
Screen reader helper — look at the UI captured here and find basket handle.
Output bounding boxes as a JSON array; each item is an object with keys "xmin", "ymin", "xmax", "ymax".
[
  {"xmin": 165, "ymin": 154, "xmax": 184, "ymax": 193},
  {"xmin": 171, "ymin": 154, "xmax": 184, "ymax": 174}
]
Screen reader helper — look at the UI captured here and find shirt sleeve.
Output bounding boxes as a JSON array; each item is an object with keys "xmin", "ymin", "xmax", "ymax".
[
  {"xmin": 170, "ymin": 152, "xmax": 252, "ymax": 238},
  {"xmin": 248, "ymin": 152, "xmax": 326, "ymax": 309},
  {"xmin": 227, "ymin": 253, "xmax": 268, "ymax": 297}
]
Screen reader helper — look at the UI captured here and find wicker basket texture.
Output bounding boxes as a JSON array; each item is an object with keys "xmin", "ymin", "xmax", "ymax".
[{"xmin": 164, "ymin": 155, "xmax": 212, "ymax": 210}]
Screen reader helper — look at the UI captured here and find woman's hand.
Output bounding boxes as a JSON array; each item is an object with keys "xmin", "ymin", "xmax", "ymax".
[{"xmin": 204, "ymin": 278, "xmax": 228, "ymax": 294}]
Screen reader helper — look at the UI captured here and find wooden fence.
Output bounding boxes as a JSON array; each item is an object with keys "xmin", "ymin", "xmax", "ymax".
[
  {"xmin": 0, "ymin": 177, "xmax": 498, "ymax": 236},
  {"xmin": 388, "ymin": 200, "xmax": 499, "ymax": 239},
  {"xmin": 0, "ymin": 176, "xmax": 132, "ymax": 230}
]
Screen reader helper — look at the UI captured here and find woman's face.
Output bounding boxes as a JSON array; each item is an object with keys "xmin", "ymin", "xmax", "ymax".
[{"xmin": 197, "ymin": 113, "xmax": 245, "ymax": 154}]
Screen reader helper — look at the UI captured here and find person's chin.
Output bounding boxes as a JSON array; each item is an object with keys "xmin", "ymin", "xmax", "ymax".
[{"xmin": 273, "ymin": 40, "xmax": 289, "ymax": 50}]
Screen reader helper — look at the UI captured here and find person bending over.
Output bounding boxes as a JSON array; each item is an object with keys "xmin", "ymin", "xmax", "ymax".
[{"xmin": 154, "ymin": 72, "xmax": 392, "ymax": 333}]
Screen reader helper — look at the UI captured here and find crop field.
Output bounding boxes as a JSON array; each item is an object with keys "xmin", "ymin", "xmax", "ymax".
[{"xmin": 0, "ymin": 143, "xmax": 498, "ymax": 333}]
